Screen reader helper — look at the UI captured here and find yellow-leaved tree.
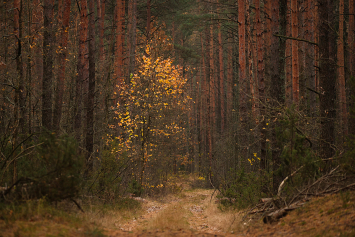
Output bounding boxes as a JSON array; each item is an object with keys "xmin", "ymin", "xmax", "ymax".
[{"xmin": 107, "ymin": 25, "xmax": 191, "ymax": 196}]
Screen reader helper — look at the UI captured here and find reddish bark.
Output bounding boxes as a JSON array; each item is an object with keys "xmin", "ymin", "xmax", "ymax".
[
  {"xmin": 99, "ymin": 0, "xmax": 106, "ymax": 61},
  {"xmin": 350, "ymin": 0, "xmax": 355, "ymax": 79},
  {"xmin": 127, "ymin": 0, "xmax": 137, "ymax": 79},
  {"xmin": 114, "ymin": 0, "xmax": 125, "ymax": 89},
  {"xmin": 291, "ymin": 0, "xmax": 299, "ymax": 105},
  {"xmin": 314, "ymin": 2, "xmax": 318, "ymax": 92},
  {"xmin": 285, "ymin": 1, "xmax": 292, "ymax": 106},
  {"xmin": 53, "ymin": 0, "xmax": 72, "ymax": 132},
  {"xmin": 337, "ymin": 0, "xmax": 347, "ymax": 136},
  {"xmin": 349, "ymin": 0, "xmax": 355, "ymax": 135}
]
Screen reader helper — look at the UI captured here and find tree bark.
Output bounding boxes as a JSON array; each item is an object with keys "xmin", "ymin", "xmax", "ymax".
[
  {"xmin": 218, "ymin": 21, "xmax": 224, "ymax": 133},
  {"xmin": 318, "ymin": 0, "xmax": 336, "ymax": 160},
  {"xmin": 255, "ymin": 0, "xmax": 266, "ymax": 169},
  {"xmin": 349, "ymin": 0, "xmax": 355, "ymax": 136},
  {"xmin": 99, "ymin": 0, "xmax": 105, "ymax": 61},
  {"xmin": 291, "ymin": 0, "xmax": 299, "ymax": 104},
  {"xmin": 53, "ymin": 0, "xmax": 72, "ymax": 132},
  {"xmin": 114, "ymin": 0, "xmax": 125, "ymax": 94},
  {"xmin": 85, "ymin": 0, "xmax": 96, "ymax": 174},
  {"xmin": 42, "ymin": 0, "xmax": 54, "ymax": 131},
  {"xmin": 238, "ymin": 0, "xmax": 248, "ymax": 168},
  {"xmin": 337, "ymin": 0, "xmax": 347, "ymax": 137},
  {"xmin": 75, "ymin": 0, "xmax": 89, "ymax": 140}
]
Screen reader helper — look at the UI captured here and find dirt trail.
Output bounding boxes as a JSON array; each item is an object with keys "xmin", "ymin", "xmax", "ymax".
[
  {"xmin": 102, "ymin": 177, "xmax": 355, "ymax": 237},
  {"xmin": 104, "ymin": 179, "xmax": 240, "ymax": 236}
]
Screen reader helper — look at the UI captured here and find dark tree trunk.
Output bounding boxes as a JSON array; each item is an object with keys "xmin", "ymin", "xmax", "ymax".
[
  {"xmin": 318, "ymin": 0, "xmax": 336, "ymax": 160},
  {"xmin": 85, "ymin": 0, "xmax": 96, "ymax": 174},
  {"xmin": 42, "ymin": 0, "xmax": 54, "ymax": 131},
  {"xmin": 53, "ymin": 0, "xmax": 72, "ymax": 132}
]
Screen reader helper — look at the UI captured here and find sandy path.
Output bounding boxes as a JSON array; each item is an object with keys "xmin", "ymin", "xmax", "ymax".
[{"xmin": 105, "ymin": 188, "xmax": 240, "ymax": 236}]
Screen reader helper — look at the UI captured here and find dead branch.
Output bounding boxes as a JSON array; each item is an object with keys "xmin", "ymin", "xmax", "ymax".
[{"xmin": 273, "ymin": 34, "xmax": 318, "ymax": 46}]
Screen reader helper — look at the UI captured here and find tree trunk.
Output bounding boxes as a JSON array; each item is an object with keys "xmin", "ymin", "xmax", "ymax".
[
  {"xmin": 226, "ymin": 33, "xmax": 233, "ymax": 126},
  {"xmin": 238, "ymin": 0, "xmax": 248, "ymax": 168},
  {"xmin": 75, "ymin": 0, "xmax": 89, "ymax": 140},
  {"xmin": 99, "ymin": 0, "xmax": 105, "ymax": 61},
  {"xmin": 318, "ymin": 0, "xmax": 336, "ymax": 160},
  {"xmin": 85, "ymin": 0, "xmax": 96, "ymax": 174},
  {"xmin": 285, "ymin": 0, "xmax": 292, "ymax": 106},
  {"xmin": 218, "ymin": 21, "xmax": 224, "ymax": 133},
  {"xmin": 349, "ymin": 0, "xmax": 355, "ymax": 136},
  {"xmin": 42, "ymin": 0, "xmax": 54, "ymax": 131},
  {"xmin": 114, "ymin": 0, "xmax": 125, "ymax": 93},
  {"xmin": 306, "ymin": 0, "xmax": 316, "ymax": 116},
  {"xmin": 146, "ymin": 0, "xmax": 151, "ymax": 42},
  {"xmin": 127, "ymin": 0, "xmax": 137, "ymax": 82},
  {"xmin": 291, "ymin": 0, "xmax": 299, "ymax": 105},
  {"xmin": 255, "ymin": 0, "xmax": 266, "ymax": 169},
  {"xmin": 337, "ymin": 0, "xmax": 347, "ymax": 138},
  {"xmin": 53, "ymin": 0, "xmax": 72, "ymax": 132}
]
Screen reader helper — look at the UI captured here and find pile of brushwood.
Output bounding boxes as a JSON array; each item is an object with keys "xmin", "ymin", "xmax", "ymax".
[{"xmin": 242, "ymin": 161, "xmax": 355, "ymax": 224}]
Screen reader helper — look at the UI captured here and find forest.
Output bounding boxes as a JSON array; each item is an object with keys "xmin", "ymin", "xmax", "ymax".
[{"xmin": 1, "ymin": 0, "xmax": 355, "ymax": 212}]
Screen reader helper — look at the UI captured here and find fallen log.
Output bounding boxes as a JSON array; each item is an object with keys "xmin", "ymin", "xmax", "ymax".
[
  {"xmin": 263, "ymin": 208, "xmax": 287, "ymax": 223},
  {"xmin": 263, "ymin": 201, "xmax": 306, "ymax": 223}
]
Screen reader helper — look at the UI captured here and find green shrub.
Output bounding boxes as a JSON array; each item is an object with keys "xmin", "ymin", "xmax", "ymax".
[{"xmin": 1, "ymin": 132, "xmax": 84, "ymax": 202}]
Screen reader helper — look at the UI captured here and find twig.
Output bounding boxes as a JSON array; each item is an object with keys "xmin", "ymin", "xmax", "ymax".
[
  {"xmin": 273, "ymin": 34, "xmax": 318, "ymax": 46},
  {"xmin": 70, "ymin": 198, "xmax": 85, "ymax": 213},
  {"xmin": 278, "ymin": 165, "xmax": 305, "ymax": 197}
]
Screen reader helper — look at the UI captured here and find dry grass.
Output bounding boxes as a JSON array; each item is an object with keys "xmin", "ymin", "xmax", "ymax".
[
  {"xmin": 144, "ymin": 203, "xmax": 189, "ymax": 231},
  {"xmin": 204, "ymin": 199, "xmax": 243, "ymax": 233},
  {"xmin": 0, "ymin": 197, "xmax": 143, "ymax": 237}
]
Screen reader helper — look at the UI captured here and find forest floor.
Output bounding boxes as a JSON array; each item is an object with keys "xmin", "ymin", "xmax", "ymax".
[{"xmin": 1, "ymin": 174, "xmax": 355, "ymax": 236}]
